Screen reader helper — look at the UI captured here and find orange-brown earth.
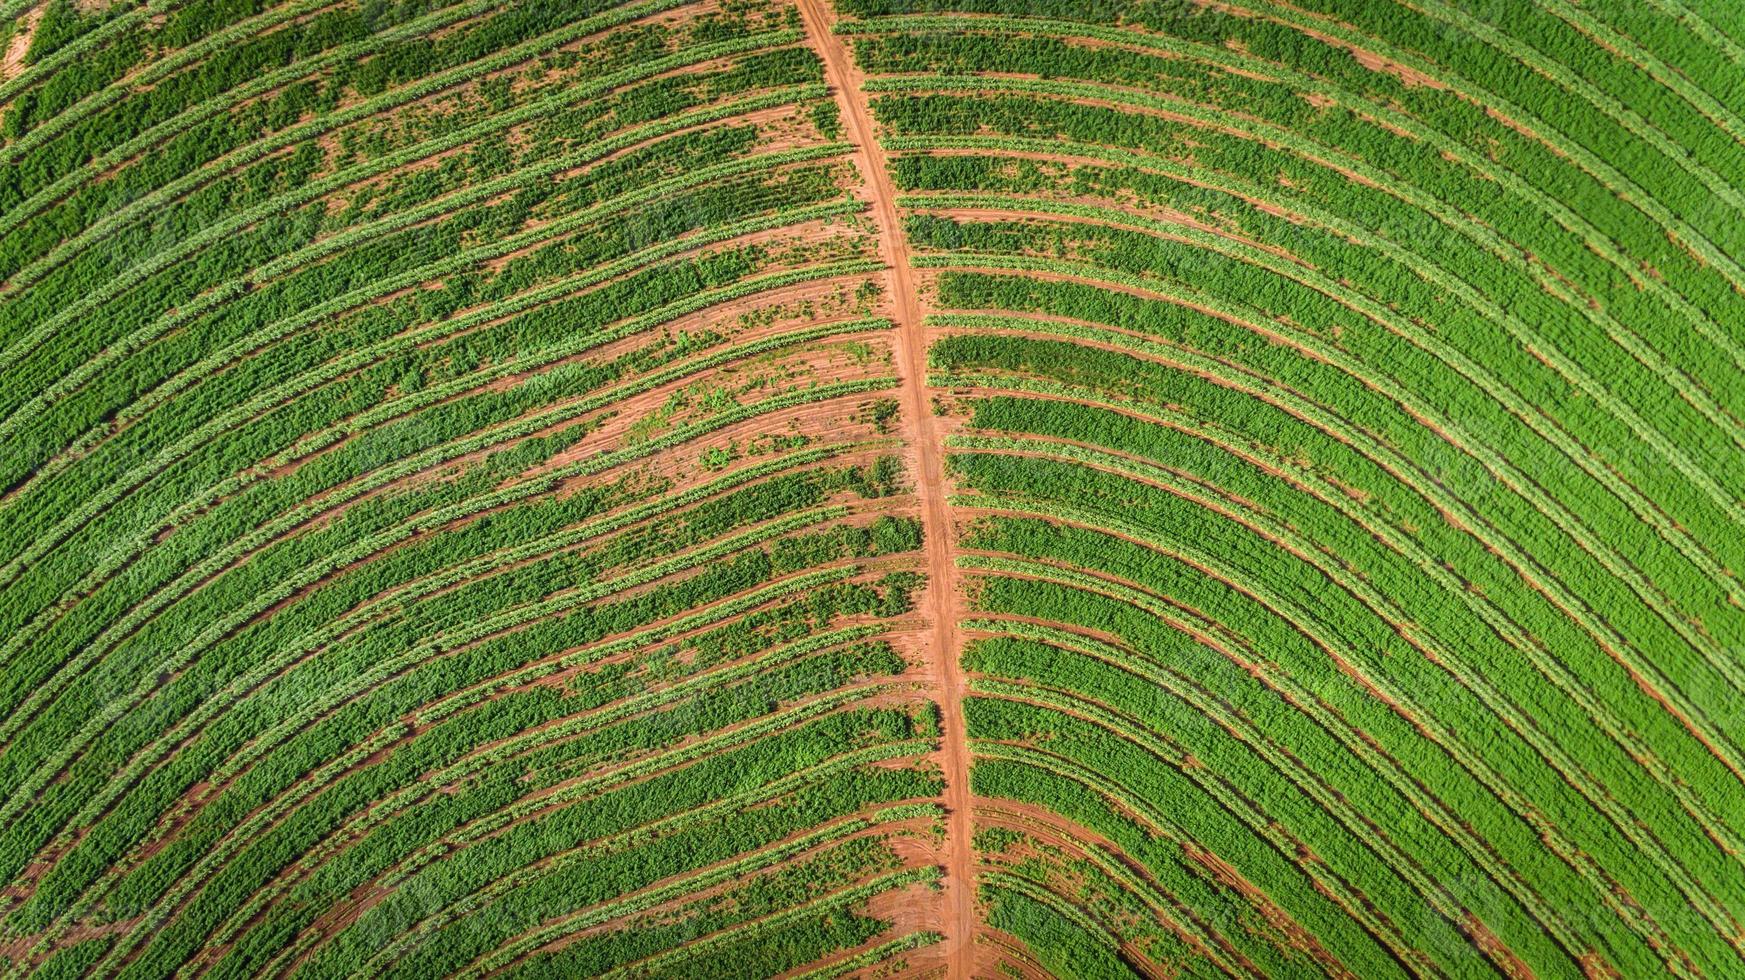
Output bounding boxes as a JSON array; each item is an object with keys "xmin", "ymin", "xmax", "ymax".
[
  {"xmin": 0, "ymin": 7, "xmax": 41, "ymax": 81},
  {"xmin": 795, "ymin": 2, "xmax": 979, "ymax": 976}
]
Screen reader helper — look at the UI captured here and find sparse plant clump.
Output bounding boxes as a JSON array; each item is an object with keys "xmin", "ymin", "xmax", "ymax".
[
  {"xmin": 809, "ymin": 98, "xmax": 843, "ymax": 140},
  {"xmin": 862, "ymin": 396, "xmax": 901, "ymax": 433},
  {"xmin": 699, "ymin": 439, "xmax": 741, "ymax": 470}
]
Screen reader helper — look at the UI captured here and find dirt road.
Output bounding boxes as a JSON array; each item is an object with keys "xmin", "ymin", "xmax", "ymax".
[{"xmin": 793, "ymin": 1, "xmax": 977, "ymax": 976}]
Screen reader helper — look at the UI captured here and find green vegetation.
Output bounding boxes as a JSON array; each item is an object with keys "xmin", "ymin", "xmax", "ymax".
[
  {"xmin": 0, "ymin": 1, "xmax": 942, "ymax": 975},
  {"xmin": 4, "ymin": 0, "xmax": 1743, "ymax": 976},
  {"xmin": 848, "ymin": 0, "xmax": 1745, "ymax": 975}
]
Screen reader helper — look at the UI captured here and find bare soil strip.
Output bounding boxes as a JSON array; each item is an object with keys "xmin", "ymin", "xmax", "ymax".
[
  {"xmin": 0, "ymin": 6, "xmax": 40, "ymax": 81},
  {"xmin": 793, "ymin": 2, "xmax": 976, "ymax": 976}
]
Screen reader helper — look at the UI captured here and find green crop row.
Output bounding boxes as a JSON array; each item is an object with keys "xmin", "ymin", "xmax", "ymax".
[
  {"xmin": 945, "ymin": 395, "xmax": 1743, "ymax": 932},
  {"xmin": 956, "ymin": 531, "xmax": 1723, "ymax": 974},
  {"xmin": 254, "ymin": 742, "xmax": 933, "ymax": 977},
  {"xmin": 924, "ymin": 282, "xmax": 1745, "ymax": 744},
  {"xmin": 0, "ymin": 375, "xmax": 899, "ymax": 920},
  {"xmin": 881, "ymin": 96, "xmax": 1745, "ymax": 592}
]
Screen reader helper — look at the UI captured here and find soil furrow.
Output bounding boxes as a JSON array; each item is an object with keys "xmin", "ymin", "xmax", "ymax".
[{"xmin": 794, "ymin": 3, "xmax": 976, "ymax": 975}]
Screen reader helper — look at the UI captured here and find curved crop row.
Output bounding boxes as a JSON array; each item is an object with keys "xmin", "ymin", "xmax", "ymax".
[
  {"xmin": 6, "ymin": 0, "xmax": 1743, "ymax": 975},
  {"xmin": 837, "ymin": 0, "xmax": 1745, "ymax": 972},
  {"xmin": 0, "ymin": 2, "xmax": 950, "ymax": 977}
]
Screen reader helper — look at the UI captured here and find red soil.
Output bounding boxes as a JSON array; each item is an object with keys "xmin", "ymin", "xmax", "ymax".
[
  {"xmin": 795, "ymin": 2, "xmax": 977, "ymax": 977},
  {"xmin": 0, "ymin": 7, "xmax": 40, "ymax": 81}
]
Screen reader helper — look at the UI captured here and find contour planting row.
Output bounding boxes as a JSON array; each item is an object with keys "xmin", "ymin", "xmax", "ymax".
[
  {"xmin": 951, "ymin": 422, "xmax": 1745, "ymax": 877},
  {"xmin": 0, "ymin": 237, "xmax": 881, "ymax": 693},
  {"xmin": 862, "ymin": 81, "xmax": 1745, "ymax": 795},
  {"xmin": 34, "ymin": 501, "xmax": 911, "ymax": 922},
  {"xmin": 839, "ymin": 1, "xmax": 1745, "ymax": 300},
  {"xmin": 0, "ymin": 392, "xmax": 910, "ymax": 887},
  {"xmin": 1, "ymin": 14, "xmax": 834, "ymax": 438},
  {"xmin": 949, "ymin": 383, "xmax": 1738, "ymax": 976},
  {"xmin": 0, "ymin": 4, "xmax": 958, "ymax": 974},
  {"xmin": 930, "ymin": 336, "xmax": 1744, "ymax": 974},
  {"xmin": 845, "ymin": 10, "xmax": 1745, "ymax": 538},
  {"xmin": 6, "ymin": 455, "xmax": 898, "ymax": 893},
  {"xmin": 921, "ymin": 259, "xmax": 1745, "ymax": 795},
  {"xmin": 900, "ymin": 150, "xmax": 1745, "ymax": 725},
  {"xmin": 7, "ymin": 457, "xmax": 939, "ymax": 975},
  {"xmin": 886, "ymin": 62, "xmax": 1745, "ymax": 948},
  {"xmin": 10, "ymin": 0, "xmax": 1743, "ymax": 973},
  {"xmin": 0, "ymin": 85, "xmax": 840, "ymax": 466},
  {"xmin": 919, "ymin": 258, "xmax": 1745, "ymax": 812},
  {"xmin": 971, "ymin": 802, "xmax": 1280, "ymax": 978},
  {"xmin": 0, "ymin": 161, "xmax": 882, "ymax": 753},
  {"xmin": 893, "ymin": 194, "xmax": 1745, "ymax": 742},
  {"xmin": 3, "ymin": 176, "xmax": 886, "ymax": 854},
  {"xmin": 868, "ymin": 80, "xmax": 1745, "ymax": 606},
  {"xmin": 0, "ymin": 0, "xmax": 730, "ymax": 292},
  {"xmin": 0, "ymin": 335, "xmax": 899, "ymax": 828}
]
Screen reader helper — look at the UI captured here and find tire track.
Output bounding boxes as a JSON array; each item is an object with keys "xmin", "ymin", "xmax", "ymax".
[{"xmin": 793, "ymin": 2, "xmax": 976, "ymax": 975}]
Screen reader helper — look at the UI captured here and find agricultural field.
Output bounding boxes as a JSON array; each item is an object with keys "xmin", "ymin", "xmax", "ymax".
[{"xmin": 0, "ymin": 0, "xmax": 1741, "ymax": 977}]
